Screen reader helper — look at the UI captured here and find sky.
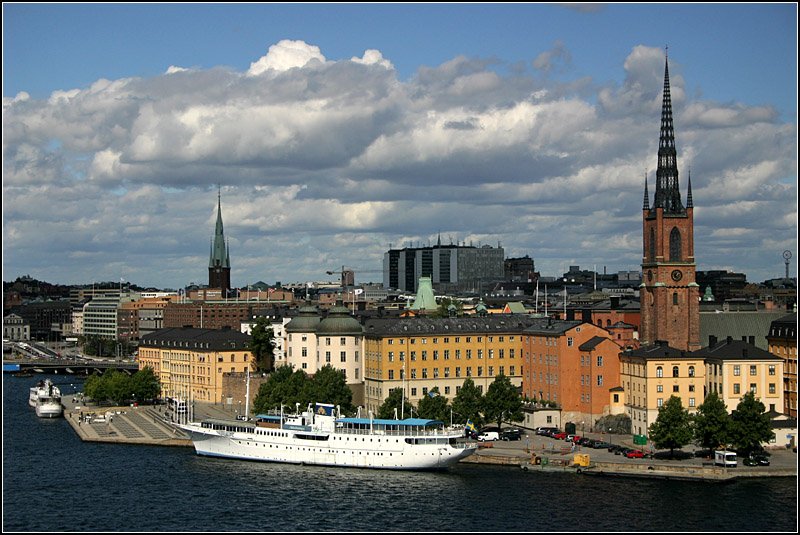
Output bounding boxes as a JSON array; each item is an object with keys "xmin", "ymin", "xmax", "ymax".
[{"xmin": 2, "ymin": 3, "xmax": 797, "ymax": 290}]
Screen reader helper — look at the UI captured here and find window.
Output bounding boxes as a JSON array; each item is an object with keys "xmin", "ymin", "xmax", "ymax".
[
  {"xmin": 388, "ymin": 370, "xmax": 394, "ymax": 380},
  {"xmin": 455, "ymin": 367, "xmax": 461, "ymax": 377},
  {"xmin": 567, "ymin": 337, "xmax": 574, "ymax": 347},
  {"xmin": 688, "ymin": 366, "xmax": 695, "ymax": 377},
  {"xmin": 669, "ymin": 227, "xmax": 682, "ymax": 261},
  {"xmin": 750, "ymin": 384, "xmax": 757, "ymax": 394},
  {"xmin": 596, "ymin": 375, "xmax": 603, "ymax": 386},
  {"xmin": 388, "ymin": 351, "xmax": 394, "ymax": 362},
  {"xmin": 656, "ymin": 366, "xmax": 663, "ymax": 378},
  {"xmin": 422, "ymin": 368, "xmax": 428, "ymax": 379},
  {"xmin": 749, "ymin": 365, "xmax": 757, "ymax": 376},
  {"xmin": 734, "ymin": 383, "xmax": 740, "ymax": 395},
  {"xmin": 733, "ymin": 365, "xmax": 741, "ymax": 376},
  {"xmin": 673, "ymin": 293, "xmax": 679, "ymax": 305},
  {"xmin": 657, "ymin": 384, "xmax": 663, "ymax": 393},
  {"xmin": 411, "ymin": 388, "xmax": 417, "ymax": 396},
  {"xmin": 769, "ymin": 383, "xmax": 776, "ymax": 394},
  {"xmin": 689, "ymin": 385, "xmax": 695, "ymax": 392},
  {"xmin": 672, "ymin": 385, "xmax": 679, "ymax": 393},
  {"xmin": 657, "ymin": 398, "xmax": 663, "ymax": 407},
  {"xmin": 672, "ymin": 366, "xmax": 679, "ymax": 378},
  {"xmin": 597, "ymin": 356, "xmax": 603, "ymax": 367},
  {"xmin": 340, "ymin": 337, "xmax": 346, "ymax": 345},
  {"xmin": 340, "ymin": 351, "xmax": 346, "ymax": 363},
  {"xmin": 769, "ymin": 365, "xmax": 776, "ymax": 376},
  {"xmin": 689, "ymin": 398, "xmax": 695, "ymax": 408},
  {"xmin": 325, "ymin": 352, "xmax": 331, "ymax": 363}
]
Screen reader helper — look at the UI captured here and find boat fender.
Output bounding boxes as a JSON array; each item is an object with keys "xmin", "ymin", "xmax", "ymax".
[{"xmin": 576, "ymin": 468, "xmax": 582, "ymax": 474}]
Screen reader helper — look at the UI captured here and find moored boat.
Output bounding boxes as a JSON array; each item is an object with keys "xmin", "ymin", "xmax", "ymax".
[
  {"xmin": 34, "ymin": 379, "xmax": 63, "ymax": 418},
  {"xmin": 178, "ymin": 402, "xmax": 477, "ymax": 470}
]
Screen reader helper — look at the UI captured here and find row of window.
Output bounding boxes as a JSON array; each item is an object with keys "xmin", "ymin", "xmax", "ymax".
[
  {"xmin": 386, "ymin": 336, "xmax": 516, "ymax": 345},
  {"xmin": 387, "ymin": 365, "xmax": 518, "ymax": 380},
  {"xmin": 386, "ymin": 349, "xmax": 516, "ymax": 361}
]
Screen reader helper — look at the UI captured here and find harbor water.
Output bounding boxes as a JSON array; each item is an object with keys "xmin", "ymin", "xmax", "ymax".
[{"xmin": 3, "ymin": 374, "xmax": 797, "ymax": 532}]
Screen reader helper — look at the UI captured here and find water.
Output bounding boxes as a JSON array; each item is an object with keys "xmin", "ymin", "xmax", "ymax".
[{"xmin": 3, "ymin": 375, "xmax": 797, "ymax": 532}]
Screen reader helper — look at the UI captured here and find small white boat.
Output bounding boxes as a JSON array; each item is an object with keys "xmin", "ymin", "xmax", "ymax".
[{"xmin": 34, "ymin": 379, "xmax": 63, "ymax": 418}]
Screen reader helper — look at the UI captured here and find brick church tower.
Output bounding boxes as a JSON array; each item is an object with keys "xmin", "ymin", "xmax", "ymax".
[
  {"xmin": 208, "ymin": 188, "xmax": 231, "ymax": 297},
  {"xmin": 640, "ymin": 54, "xmax": 700, "ymax": 352}
]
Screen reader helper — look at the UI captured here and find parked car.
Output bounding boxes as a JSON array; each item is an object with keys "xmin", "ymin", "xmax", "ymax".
[
  {"xmin": 625, "ymin": 449, "xmax": 645, "ymax": 458},
  {"xmin": 500, "ymin": 428, "xmax": 522, "ymax": 441},
  {"xmin": 552, "ymin": 432, "xmax": 568, "ymax": 440},
  {"xmin": 749, "ymin": 453, "xmax": 770, "ymax": 466},
  {"xmin": 536, "ymin": 427, "xmax": 559, "ymax": 436},
  {"xmin": 579, "ymin": 437, "xmax": 595, "ymax": 447},
  {"xmin": 592, "ymin": 441, "xmax": 612, "ymax": 449},
  {"xmin": 477, "ymin": 431, "xmax": 499, "ymax": 442}
]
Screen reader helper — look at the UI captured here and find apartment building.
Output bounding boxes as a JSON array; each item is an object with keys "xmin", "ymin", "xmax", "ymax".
[
  {"xmin": 767, "ymin": 314, "xmax": 797, "ymax": 417},
  {"xmin": 138, "ymin": 327, "xmax": 253, "ymax": 404},
  {"xmin": 362, "ymin": 315, "xmax": 539, "ymax": 415}
]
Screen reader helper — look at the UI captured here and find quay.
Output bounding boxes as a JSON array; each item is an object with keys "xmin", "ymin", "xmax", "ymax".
[{"xmin": 59, "ymin": 394, "xmax": 798, "ymax": 480}]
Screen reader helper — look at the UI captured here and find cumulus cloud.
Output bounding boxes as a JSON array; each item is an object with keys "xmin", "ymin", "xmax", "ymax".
[
  {"xmin": 247, "ymin": 39, "xmax": 327, "ymax": 76},
  {"xmin": 2, "ymin": 42, "xmax": 796, "ymax": 287}
]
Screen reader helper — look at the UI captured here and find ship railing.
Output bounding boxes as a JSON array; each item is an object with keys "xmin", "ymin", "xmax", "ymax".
[{"xmin": 333, "ymin": 425, "xmax": 467, "ymax": 437}]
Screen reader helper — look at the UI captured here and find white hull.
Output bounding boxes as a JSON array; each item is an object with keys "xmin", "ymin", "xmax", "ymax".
[
  {"xmin": 29, "ymin": 387, "xmax": 39, "ymax": 407},
  {"xmin": 35, "ymin": 400, "xmax": 63, "ymax": 418},
  {"xmin": 178, "ymin": 406, "xmax": 477, "ymax": 470}
]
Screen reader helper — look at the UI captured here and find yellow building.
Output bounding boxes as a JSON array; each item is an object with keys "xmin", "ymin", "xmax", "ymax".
[
  {"xmin": 362, "ymin": 315, "xmax": 540, "ymax": 416},
  {"xmin": 699, "ymin": 337, "xmax": 785, "ymax": 415},
  {"xmin": 138, "ymin": 327, "xmax": 253, "ymax": 404},
  {"xmin": 619, "ymin": 341, "xmax": 706, "ymax": 437}
]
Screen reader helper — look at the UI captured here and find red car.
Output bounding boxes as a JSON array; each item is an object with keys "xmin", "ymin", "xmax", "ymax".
[
  {"xmin": 625, "ymin": 449, "xmax": 644, "ymax": 458},
  {"xmin": 552, "ymin": 432, "xmax": 568, "ymax": 440}
]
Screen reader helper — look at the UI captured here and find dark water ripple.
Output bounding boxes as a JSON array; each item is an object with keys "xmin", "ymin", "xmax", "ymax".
[{"xmin": 3, "ymin": 375, "xmax": 797, "ymax": 532}]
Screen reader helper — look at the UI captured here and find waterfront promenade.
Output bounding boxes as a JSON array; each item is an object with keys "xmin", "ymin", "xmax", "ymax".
[{"xmin": 60, "ymin": 395, "xmax": 797, "ymax": 480}]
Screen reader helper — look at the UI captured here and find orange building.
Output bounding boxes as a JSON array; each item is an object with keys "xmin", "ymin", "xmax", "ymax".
[{"xmin": 522, "ymin": 319, "xmax": 621, "ymax": 426}]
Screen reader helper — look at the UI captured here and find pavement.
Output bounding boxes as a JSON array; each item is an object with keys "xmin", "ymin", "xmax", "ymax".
[{"xmin": 471, "ymin": 427, "xmax": 798, "ymax": 476}]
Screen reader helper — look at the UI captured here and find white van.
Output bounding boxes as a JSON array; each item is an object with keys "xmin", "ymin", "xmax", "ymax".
[
  {"xmin": 714, "ymin": 450, "xmax": 737, "ymax": 467},
  {"xmin": 477, "ymin": 431, "xmax": 499, "ymax": 442}
]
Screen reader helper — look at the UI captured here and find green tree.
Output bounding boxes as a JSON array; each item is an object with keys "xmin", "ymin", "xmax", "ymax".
[
  {"xmin": 432, "ymin": 297, "xmax": 464, "ymax": 318},
  {"xmin": 308, "ymin": 365, "xmax": 353, "ymax": 413},
  {"xmin": 648, "ymin": 395, "xmax": 694, "ymax": 457},
  {"xmin": 129, "ymin": 366, "xmax": 162, "ymax": 403},
  {"xmin": 250, "ymin": 317, "xmax": 276, "ymax": 371},
  {"xmin": 451, "ymin": 377, "xmax": 485, "ymax": 427},
  {"xmin": 252, "ymin": 365, "xmax": 310, "ymax": 414},
  {"xmin": 83, "ymin": 373, "xmax": 104, "ymax": 401},
  {"xmin": 693, "ymin": 391, "xmax": 732, "ymax": 450},
  {"xmin": 482, "ymin": 374, "xmax": 523, "ymax": 428},
  {"xmin": 730, "ymin": 391, "xmax": 775, "ymax": 456},
  {"xmin": 417, "ymin": 388, "xmax": 451, "ymax": 422},
  {"xmin": 105, "ymin": 369, "xmax": 133, "ymax": 405},
  {"xmin": 377, "ymin": 388, "xmax": 415, "ymax": 419}
]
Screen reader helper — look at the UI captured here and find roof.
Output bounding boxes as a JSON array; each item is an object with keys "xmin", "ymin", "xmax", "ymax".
[
  {"xmin": 691, "ymin": 338, "xmax": 780, "ymax": 361},
  {"xmin": 140, "ymin": 327, "xmax": 251, "ymax": 351},
  {"xmin": 579, "ymin": 336, "xmax": 612, "ymax": 351},
  {"xmin": 316, "ymin": 303, "xmax": 363, "ymax": 335},
  {"xmin": 364, "ymin": 315, "xmax": 547, "ymax": 337},
  {"xmin": 700, "ymin": 310, "xmax": 787, "ymax": 351},
  {"xmin": 623, "ymin": 341, "xmax": 691, "ymax": 360},
  {"xmin": 337, "ymin": 417, "xmax": 443, "ymax": 427}
]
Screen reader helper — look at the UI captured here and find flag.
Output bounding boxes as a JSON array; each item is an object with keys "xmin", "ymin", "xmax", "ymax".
[
  {"xmin": 428, "ymin": 390, "xmax": 439, "ymax": 398},
  {"xmin": 465, "ymin": 419, "xmax": 477, "ymax": 433},
  {"xmin": 354, "ymin": 288, "xmax": 364, "ymax": 295}
]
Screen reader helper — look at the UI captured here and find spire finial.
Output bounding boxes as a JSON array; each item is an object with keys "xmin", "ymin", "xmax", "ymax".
[{"xmin": 643, "ymin": 169, "xmax": 650, "ymax": 211}]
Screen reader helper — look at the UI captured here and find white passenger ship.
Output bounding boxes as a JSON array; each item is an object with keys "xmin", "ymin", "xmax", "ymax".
[
  {"xmin": 178, "ymin": 403, "xmax": 477, "ymax": 470},
  {"xmin": 34, "ymin": 379, "xmax": 63, "ymax": 418}
]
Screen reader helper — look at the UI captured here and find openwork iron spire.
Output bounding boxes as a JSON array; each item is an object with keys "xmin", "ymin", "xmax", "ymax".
[{"xmin": 652, "ymin": 54, "xmax": 685, "ymax": 214}]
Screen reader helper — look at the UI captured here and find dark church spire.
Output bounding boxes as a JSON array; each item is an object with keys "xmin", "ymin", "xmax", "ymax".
[
  {"xmin": 652, "ymin": 53, "xmax": 685, "ymax": 214},
  {"xmin": 209, "ymin": 186, "xmax": 230, "ymax": 269},
  {"xmin": 686, "ymin": 169, "xmax": 694, "ymax": 209},
  {"xmin": 643, "ymin": 171, "xmax": 650, "ymax": 210}
]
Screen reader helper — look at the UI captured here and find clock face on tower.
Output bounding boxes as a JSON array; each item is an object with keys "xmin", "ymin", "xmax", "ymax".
[{"xmin": 671, "ymin": 269, "xmax": 683, "ymax": 282}]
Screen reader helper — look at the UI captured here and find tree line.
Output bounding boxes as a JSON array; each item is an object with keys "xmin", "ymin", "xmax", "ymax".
[
  {"xmin": 648, "ymin": 391, "xmax": 775, "ymax": 457},
  {"xmin": 82, "ymin": 367, "xmax": 161, "ymax": 406},
  {"xmin": 252, "ymin": 364, "xmax": 525, "ymax": 429}
]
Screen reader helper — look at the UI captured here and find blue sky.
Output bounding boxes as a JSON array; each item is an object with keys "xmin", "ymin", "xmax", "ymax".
[{"xmin": 2, "ymin": 3, "xmax": 797, "ymax": 289}]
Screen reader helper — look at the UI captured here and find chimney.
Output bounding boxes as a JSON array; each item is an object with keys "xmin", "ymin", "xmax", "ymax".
[
  {"xmin": 610, "ymin": 296, "xmax": 620, "ymax": 310},
  {"xmin": 709, "ymin": 335, "xmax": 718, "ymax": 347},
  {"xmin": 726, "ymin": 336, "xmax": 733, "ymax": 344}
]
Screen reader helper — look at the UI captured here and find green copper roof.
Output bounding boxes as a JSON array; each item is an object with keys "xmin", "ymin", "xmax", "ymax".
[
  {"xmin": 410, "ymin": 277, "xmax": 438, "ymax": 311},
  {"xmin": 317, "ymin": 302, "xmax": 363, "ymax": 335}
]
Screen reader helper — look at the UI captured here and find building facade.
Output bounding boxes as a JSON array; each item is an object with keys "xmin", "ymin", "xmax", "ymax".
[
  {"xmin": 766, "ymin": 314, "xmax": 797, "ymax": 417},
  {"xmin": 699, "ymin": 338, "xmax": 785, "ymax": 415},
  {"xmin": 522, "ymin": 319, "xmax": 622, "ymax": 426},
  {"xmin": 383, "ymin": 241, "xmax": 504, "ymax": 293},
  {"xmin": 619, "ymin": 341, "xmax": 707, "ymax": 437},
  {"xmin": 138, "ymin": 327, "xmax": 253, "ymax": 404},
  {"xmin": 639, "ymin": 55, "xmax": 700, "ymax": 352}
]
